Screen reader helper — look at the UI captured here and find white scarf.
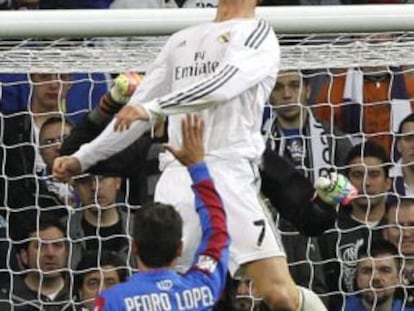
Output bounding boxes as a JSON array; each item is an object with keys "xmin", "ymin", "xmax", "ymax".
[{"xmin": 267, "ymin": 110, "xmax": 332, "ymax": 182}]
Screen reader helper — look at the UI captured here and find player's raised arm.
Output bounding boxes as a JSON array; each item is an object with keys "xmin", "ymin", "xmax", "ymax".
[
  {"xmin": 53, "ymin": 36, "xmax": 173, "ymax": 175},
  {"xmin": 165, "ymin": 114, "xmax": 229, "ymax": 295}
]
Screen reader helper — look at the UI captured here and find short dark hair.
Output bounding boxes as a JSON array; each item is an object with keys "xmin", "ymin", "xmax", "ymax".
[
  {"xmin": 357, "ymin": 239, "xmax": 401, "ymax": 270},
  {"xmin": 74, "ymin": 250, "xmax": 128, "ymax": 294},
  {"xmin": 397, "ymin": 112, "xmax": 414, "ymax": 136},
  {"xmin": 345, "ymin": 141, "xmax": 390, "ymax": 178},
  {"xmin": 133, "ymin": 202, "xmax": 182, "ymax": 268},
  {"xmin": 16, "ymin": 214, "xmax": 67, "ymax": 253},
  {"xmin": 277, "ymin": 69, "xmax": 311, "ymax": 86},
  {"xmin": 40, "ymin": 116, "xmax": 75, "ymax": 138}
]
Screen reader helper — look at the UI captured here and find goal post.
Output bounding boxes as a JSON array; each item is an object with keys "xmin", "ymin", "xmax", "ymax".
[
  {"xmin": 2, "ymin": 5, "xmax": 414, "ymax": 38},
  {"xmin": 1, "ymin": 6, "xmax": 414, "ymax": 73}
]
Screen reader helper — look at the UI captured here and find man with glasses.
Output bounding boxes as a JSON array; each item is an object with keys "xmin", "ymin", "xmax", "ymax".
[{"xmin": 39, "ymin": 116, "xmax": 75, "ymax": 206}]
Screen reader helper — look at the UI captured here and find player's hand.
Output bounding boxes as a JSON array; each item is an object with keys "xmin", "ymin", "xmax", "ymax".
[
  {"xmin": 52, "ymin": 156, "xmax": 82, "ymax": 183},
  {"xmin": 110, "ymin": 72, "xmax": 142, "ymax": 104},
  {"xmin": 114, "ymin": 105, "xmax": 149, "ymax": 132},
  {"xmin": 164, "ymin": 114, "xmax": 205, "ymax": 167},
  {"xmin": 314, "ymin": 172, "xmax": 358, "ymax": 206}
]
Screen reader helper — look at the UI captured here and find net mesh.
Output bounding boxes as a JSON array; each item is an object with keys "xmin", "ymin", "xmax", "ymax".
[
  {"xmin": 2, "ymin": 32, "xmax": 414, "ymax": 73},
  {"xmin": 1, "ymin": 31, "xmax": 414, "ymax": 310}
]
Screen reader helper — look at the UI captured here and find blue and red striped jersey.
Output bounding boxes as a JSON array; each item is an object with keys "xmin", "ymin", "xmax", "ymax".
[{"xmin": 95, "ymin": 162, "xmax": 229, "ymax": 311}]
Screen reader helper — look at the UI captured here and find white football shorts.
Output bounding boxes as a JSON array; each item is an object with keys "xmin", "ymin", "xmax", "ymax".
[{"xmin": 154, "ymin": 157, "xmax": 285, "ymax": 276}]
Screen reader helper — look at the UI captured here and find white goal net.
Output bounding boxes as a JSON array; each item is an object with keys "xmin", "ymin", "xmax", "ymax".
[{"xmin": 1, "ymin": 5, "xmax": 414, "ymax": 311}]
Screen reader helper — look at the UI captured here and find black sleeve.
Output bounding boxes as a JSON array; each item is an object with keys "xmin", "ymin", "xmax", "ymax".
[
  {"xmin": 260, "ymin": 148, "xmax": 337, "ymax": 236},
  {"xmin": 60, "ymin": 115, "xmax": 152, "ymax": 178},
  {"xmin": 0, "ymin": 114, "xmax": 38, "ymax": 210}
]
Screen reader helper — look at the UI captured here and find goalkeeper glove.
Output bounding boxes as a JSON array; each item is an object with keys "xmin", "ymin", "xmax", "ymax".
[
  {"xmin": 109, "ymin": 72, "xmax": 143, "ymax": 104},
  {"xmin": 314, "ymin": 172, "xmax": 357, "ymax": 206}
]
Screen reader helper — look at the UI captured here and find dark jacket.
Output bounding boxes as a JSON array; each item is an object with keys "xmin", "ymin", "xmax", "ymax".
[
  {"xmin": 318, "ymin": 207, "xmax": 386, "ymax": 310},
  {"xmin": 278, "ymin": 218, "xmax": 329, "ymax": 305},
  {"xmin": 0, "ymin": 275, "xmax": 75, "ymax": 311},
  {"xmin": 66, "ymin": 204, "xmax": 134, "ymax": 269},
  {"xmin": 0, "ymin": 113, "xmax": 67, "ymax": 236}
]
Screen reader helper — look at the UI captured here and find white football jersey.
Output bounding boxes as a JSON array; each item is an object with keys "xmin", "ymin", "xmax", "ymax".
[
  {"xmin": 74, "ymin": 18, "xmax": 279, "ymax": 171},
  {"xmin": 132, "ymin": 18, "xmax": 279, "ymax": 165}
]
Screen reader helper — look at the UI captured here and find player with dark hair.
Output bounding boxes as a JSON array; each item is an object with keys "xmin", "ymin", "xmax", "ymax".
[{"xmin": 93, "ymin": 114, "xmax": 229, "ymax": 310}]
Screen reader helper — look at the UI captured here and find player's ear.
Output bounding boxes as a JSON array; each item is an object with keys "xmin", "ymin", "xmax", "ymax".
[{"xmin": 176, "ymin": 240, "xmax": 183, "ymax": 257}]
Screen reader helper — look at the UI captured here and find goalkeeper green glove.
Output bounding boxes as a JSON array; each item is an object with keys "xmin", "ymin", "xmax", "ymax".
[
  {"xmin": 314, "ymin": 172, "xmax": 357, "ymax": 206},
  {"xmin": 109, "ymin": 72, "xmax": 143, "ymax": 104}
]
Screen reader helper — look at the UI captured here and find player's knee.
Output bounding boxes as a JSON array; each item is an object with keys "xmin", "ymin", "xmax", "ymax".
[{"xmin": 297, "ymin": 286, "xmax": 327, "ymax": 311}]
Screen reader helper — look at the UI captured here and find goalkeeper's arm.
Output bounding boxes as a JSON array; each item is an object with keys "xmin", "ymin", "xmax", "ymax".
[
  {"xmin": 60, "ymin": 73, "xmax": 154, "ymax": 178},
  {"xmin": 260, "ymin": 148, "xmax": 355, "ymax": 237},
  {"xmin": 86, "ymin": 73, "xmax": 143, "ymax": 126}
]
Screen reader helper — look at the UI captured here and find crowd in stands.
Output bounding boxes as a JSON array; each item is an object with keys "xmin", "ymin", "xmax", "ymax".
[{"xmin": 2, "ymin": 1, "xmax": 414, "ymax": 311}]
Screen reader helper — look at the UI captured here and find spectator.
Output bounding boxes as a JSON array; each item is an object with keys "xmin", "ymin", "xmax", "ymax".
[
  {"xmin": 39, "ymin": 116, "xmax": 75, "ymax": 206},
  {"xmin": 383, "ymin": 196, "xmax": 414, "ymax": 259},
  {"xmin": 313, "ymin": 65, "xmax": 414, "ymax": 157},
  {"xmin": 278, "ymin": 218, "xmax": 329, "ymax": 306},
  {"xmin": 0, "ymin": 215, "xmax": 74, "ymax": 311},
  {"xmin": 383, "ymin": 195, "xmax": 414, "ymax": 306},
  {"xmin": 318, "ymin": 141, "xmax": 391, "ymax": 310},
  {"xmin": 30, "ymin": 73, "xmax": 72, "ymax": 160},
  {"xmin": 69, "ymin": 174, "xmax": 133, "ymax": 269},
  {"xmin": 40, "ymin": 116, "xmax": 74, "ymax": 175},
  {"xmin": 344, "ymin": 239, "xmax": 412, "ymax": 311},
  {"xmin": 74, "ymin": 250, "xmax": 128, "ymax": 311},
  {"xmin": 265, "ymin": 69, "xmax": 353, "ymax": 183},
  {"xmin": 390, "ymin": 113, "xmax": 414, "ymax": 196}
]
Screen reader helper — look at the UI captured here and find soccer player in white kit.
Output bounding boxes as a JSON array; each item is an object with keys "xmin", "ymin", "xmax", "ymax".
[{"xmin": 53, "ymin": 1, "xmax": 326, "ymax": 310}]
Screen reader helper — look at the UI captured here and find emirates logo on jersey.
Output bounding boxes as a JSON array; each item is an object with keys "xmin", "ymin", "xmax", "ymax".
[{"xmin": 156, "ymin": 279, "xmax": 174, "ymax": 291}]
